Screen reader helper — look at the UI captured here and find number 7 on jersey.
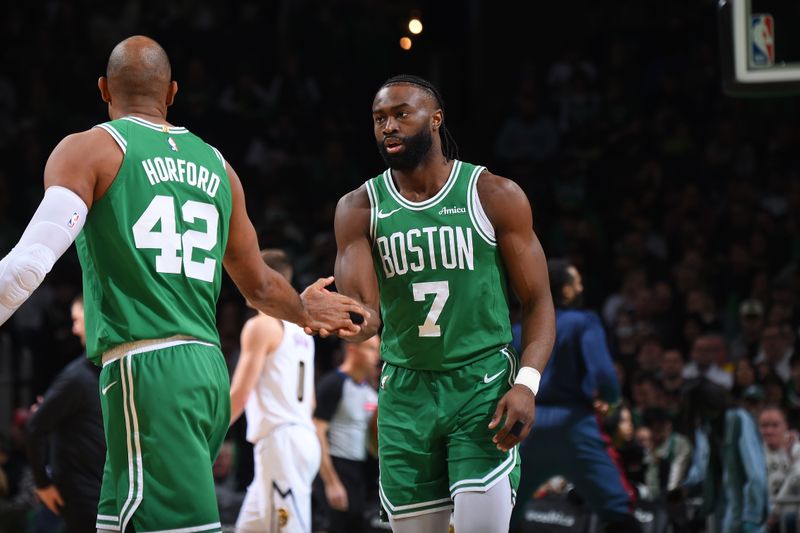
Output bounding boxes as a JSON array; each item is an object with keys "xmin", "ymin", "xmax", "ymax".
[{"xmin": 412, "ymin": 281, "xmax": 450, "ymax": 337}]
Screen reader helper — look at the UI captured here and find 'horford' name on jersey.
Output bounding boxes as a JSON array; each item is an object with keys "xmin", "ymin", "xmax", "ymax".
[
  {"xmin": 140, "ymin": 156, "xmax": 222, "ymax": 198},
  {"xmin": 375, "ymin": 225, "xmax": 474, "ymax": 279}
]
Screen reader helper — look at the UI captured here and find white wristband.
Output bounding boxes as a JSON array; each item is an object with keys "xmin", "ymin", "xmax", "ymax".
[{"xmin": 514, "ymin": 366, "xmax": 541, "ymax": 396}]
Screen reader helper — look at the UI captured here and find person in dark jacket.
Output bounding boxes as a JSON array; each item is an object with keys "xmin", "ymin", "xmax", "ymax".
[
  {"xmin": 511, "ymin": 259, "xmax": 641, "ymax": 533},
  {"xmin": 25, "ymin": 294, "xmax": 105, "ymax": 533}
]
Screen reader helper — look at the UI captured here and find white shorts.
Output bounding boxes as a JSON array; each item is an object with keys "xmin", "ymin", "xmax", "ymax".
[{"xmin": 236, "ymin": 424, "xmax": 321, "ymax": 533}]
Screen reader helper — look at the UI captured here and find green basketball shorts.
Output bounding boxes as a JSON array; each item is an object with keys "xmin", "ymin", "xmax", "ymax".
[
  {"xmin": 94, "ymin": 340, "xmax": 230, "ymax": 533},
  {"xmin": 377, "ymin": 346, "xmax": 521, "ymax": 519}
]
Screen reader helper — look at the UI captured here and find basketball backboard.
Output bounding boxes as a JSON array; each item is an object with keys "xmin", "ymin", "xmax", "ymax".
[{"xmin": 719, "ymin": 0, "xmax": 800, "ymax": 96}]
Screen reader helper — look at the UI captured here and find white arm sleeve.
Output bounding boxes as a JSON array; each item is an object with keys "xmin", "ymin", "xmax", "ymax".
[{"xmin": 0, "ymin": 186, "xmax": 88, "ymax": 326}]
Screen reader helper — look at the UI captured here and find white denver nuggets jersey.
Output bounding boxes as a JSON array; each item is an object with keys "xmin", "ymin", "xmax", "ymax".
[{"xmin": 245, "ymin": 321, "xmax": 315, "ymax": 443}]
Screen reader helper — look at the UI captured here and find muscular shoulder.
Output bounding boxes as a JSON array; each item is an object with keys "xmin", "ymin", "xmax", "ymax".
[
  {"xmin": 45, "ymin": 128, "xmax": 123, "ymax": 206},
  {"xmin": 335, "ymin": 183, "xmax": 371, "ymax": 238},
  {"xmin": 474, "ymin": 170, "xmax": 533, "ymax": 231},
  {"xmin": 53, "ymin": 128, "xmax": 122, "ymax": 164},
  {"xmin": 337, "ymin": 183, "xmax": 371, "ymax": 211}
]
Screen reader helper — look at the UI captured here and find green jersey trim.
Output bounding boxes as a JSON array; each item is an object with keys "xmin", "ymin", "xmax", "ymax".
[
  {"xmin": 121, "ymin": 115, "xmax": 190, "ymax": 134},
  {"xmin": 365, "ymin": 179, "xmax": 379, "ymax": 242},
  {"xmin": 382, "ymin": 160, "xmax": 462, "ymax": 210},
  {"xmin": 378, "ymin": 482, "xmax": 452, "ymax": 518},
  {"xmin": 466, "ymin": 165, "xmax": 497, "ymax": 246},
  {"xmin": 449, "ymin": 445, "xmax": 518, "ymax": 496},
  {"xmin": 95, "ymin": 123, "xmax": 127, "ymax": 153}
]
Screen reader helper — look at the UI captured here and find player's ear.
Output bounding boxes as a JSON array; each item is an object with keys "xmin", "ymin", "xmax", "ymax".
[
  {"xmin": 431, "ymin": 109, "xmax": 443, "ymax": 131},
  {"xmin": 166, "ymin": 81, "xmax": 178, "ymax": 107},
  {"xmin": 98, "ymin": 77, "xmax": 111, "ymax": 103}
]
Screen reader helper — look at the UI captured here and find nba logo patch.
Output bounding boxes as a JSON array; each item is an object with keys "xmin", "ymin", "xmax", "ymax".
[
  {"xmin": 751, "ymin": 14, "xmax": 775, "ymax": 67},
  {"xmin": 67, "ymin": 212, "xmax": 80, "ymax": 228},
  {"xmin": 167, "ymin": 137, "xmax": 178, "ymax": 152}
]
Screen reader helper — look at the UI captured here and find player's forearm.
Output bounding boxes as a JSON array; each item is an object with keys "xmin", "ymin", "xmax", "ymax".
[
  {"xmin": 319, "ymin": 453, "xmax": 342, "ymax": 486},
  {"xmin": 246, "ymin": 270, "xmax": 308, "ymax": 326},
  {"xmin": 343, "ymin": 306, "xmax": 381, "ymax": 343},
  {"xmin": 229, "ymin": 355, "xmax": 263, "ymax": 425},
  {"xmin": 519, "ymin": 298, "xmax": 555, "ymax": 373},
  {"xmin": 229, "ymin": 393, "xmax": 246, "ymax": 425},
  {"xmin": 315, "ymin": 428, "xmax": 342, "ymax": 486}
]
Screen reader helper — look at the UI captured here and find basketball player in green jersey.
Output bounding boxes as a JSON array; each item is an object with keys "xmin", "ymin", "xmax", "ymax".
[
  {"xmin": 0, "ymin": 36, "xmax": 366, "ymax": 533},
  {"xmin": 333, "ymin": 75, "xmax": 555, "ymax": 533}
]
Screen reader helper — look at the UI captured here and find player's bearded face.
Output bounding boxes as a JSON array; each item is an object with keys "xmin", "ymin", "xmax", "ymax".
[{"xmin": 378, "ymin": 127, "xmax": 433, "ymax": 170}]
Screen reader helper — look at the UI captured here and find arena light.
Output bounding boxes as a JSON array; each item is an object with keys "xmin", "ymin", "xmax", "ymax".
[
  {"xmin": 408, "ymin": 18, "xmax": 423, "ymax": 35},
  {"xmin": 400, "ymin": 37, "xmax": 412, "ymax": 50}
]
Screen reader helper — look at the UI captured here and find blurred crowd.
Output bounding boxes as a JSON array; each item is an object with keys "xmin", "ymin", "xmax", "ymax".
[{"xmin": 1, "ymin": 0, "xmax": 800, "ymax": 531}]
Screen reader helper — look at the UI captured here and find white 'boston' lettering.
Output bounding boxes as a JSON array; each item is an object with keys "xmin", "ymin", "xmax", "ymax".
[
  {"xmin": 376, "ymin": 236, "xmax": 395, "ymax": 277},
  {"xmin": 407, "ymin": 229, "xmax": 425, "ymax": 272},
  {"xmin": 439, "ymin": 226, "xmax": 457, "ymax": 269},
  {"xmin": 422, "ymin": 227, "xmax": 438, "ymax": 270},
  {"xmin": 378, "ymin": 226, "xmax": 474, "ymax": 279},
  {"xmin": 389, "ymin": 232, "xmax": 409, "ymax": 276},
  {"xmin": 456, "ymin": 227, "xmax": 474, "ymax": 270}
]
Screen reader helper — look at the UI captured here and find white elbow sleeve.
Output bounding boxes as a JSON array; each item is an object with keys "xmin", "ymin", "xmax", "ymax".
[{"xmin": 0, "ymin": 186, "xmax": 88, "ymax": 325}]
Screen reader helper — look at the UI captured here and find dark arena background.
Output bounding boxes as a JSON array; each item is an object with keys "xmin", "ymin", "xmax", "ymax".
[{"xmin": 1, "ymin": 1, "xmax": 800, "ymax": 532}]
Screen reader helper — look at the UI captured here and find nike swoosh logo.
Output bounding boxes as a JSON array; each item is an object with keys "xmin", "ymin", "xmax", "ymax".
[
  {"xmin": 102, "ymin": 381, "xmax": 118, "ymax": 396},
  {"xmin": 483, "ymin": 370, "xmax": 506, "ymax": 384},
  {"xmin": 377, "ymin": 207, "xmax": 402, "ymax": 219}
]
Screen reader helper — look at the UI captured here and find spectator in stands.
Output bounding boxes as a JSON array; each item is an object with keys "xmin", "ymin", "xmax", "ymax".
[
  {"xmin": 682, "ymin": 379, "xmax": 768, "ymax": 533},
  {"xmin": 642, "ymin": 407, "xmax": 692, "ymax": 501},
  {"xmin": 763, "ymin": 374, "xmax": 787, "ymax": 408},
  {"xmin": 731, "ymin": 299, "xmax": 765, "ymax": 363},
  {"xmin": 682, "ymin": 333, "xmax": 734, "ymax": 390},
  {"xmin": 660, "ymin": 349, "xmax": 685, "ymax": 413},
  {"xmin": 604, "ymin": 403, "xmax": 647, "ymax": 492},
  {"xmin": 785, "ymin": 358, "xmax": 800, "ymax": 426},
  {"xmin": 630, "ymin": 372, "xmax": 664, "ymax": 423},
  {"xmin": 758, "ymin": 405, "xmax": 800, "ymax": 531},
  {"xmin": 636, "ymin": 334, "xmax": 664, "ymax": 376},
  {"xmin": 755, "ymin": 323, "xmax": 795, "ymax": 383},
  {"xmin": 733, "ymin": 358, "xmax": 758, "ymax": 401},
  {"xmin": 494, "ymin": 79, "xmax": 560, "ymax": 175}
]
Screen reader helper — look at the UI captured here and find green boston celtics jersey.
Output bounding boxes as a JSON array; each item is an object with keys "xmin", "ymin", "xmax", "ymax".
[
  {"xmin": 76, "ymin": 116, "xmax": 232, "ymax": 363},
  {"xmin": 367, "ymin": 160, "xmax": 512, "ymax": 371}
]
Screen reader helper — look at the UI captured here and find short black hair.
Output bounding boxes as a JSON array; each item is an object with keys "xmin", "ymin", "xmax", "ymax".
[
  {"xmin": 379, "ymin": 74, "xmax": 459, "ymax": 161},
  {"xmin": 547, "ymin": 258, "xmax": 574, "ymax": 307}
]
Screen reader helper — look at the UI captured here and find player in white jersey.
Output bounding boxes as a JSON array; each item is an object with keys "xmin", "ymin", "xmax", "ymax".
[{"xmin": 230, "ymin": 249, "xmax": 321, "ymax": 533}]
